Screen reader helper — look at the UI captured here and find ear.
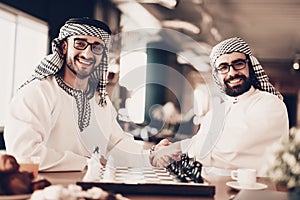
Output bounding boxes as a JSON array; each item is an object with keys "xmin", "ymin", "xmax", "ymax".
[{"xmin": 61, "ymin": 41, "xmax": 68, "ymax": 55}]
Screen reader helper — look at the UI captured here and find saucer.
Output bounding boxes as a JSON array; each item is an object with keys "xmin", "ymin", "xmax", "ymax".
[{"xmin": 226, "ymin": 181, "xmax": 268, "ymax": 190}]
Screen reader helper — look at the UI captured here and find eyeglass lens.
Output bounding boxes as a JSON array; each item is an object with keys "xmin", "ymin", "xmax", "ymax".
[
  {"xmin": 73, "ymin": 38, "xmax": 105, "ymax": 55},
  {"xmin": 217, "ymin": 59, "xmax": 248, "ymax": 74}
]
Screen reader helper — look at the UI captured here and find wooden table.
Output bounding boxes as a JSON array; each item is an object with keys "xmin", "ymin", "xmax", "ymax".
[{"xmin": 38, "ymin": 171, "xmax": 286, "ymax": 200}]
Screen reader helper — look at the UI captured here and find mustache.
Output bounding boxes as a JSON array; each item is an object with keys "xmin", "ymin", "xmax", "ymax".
[{"xmin": 225, "ymin": 74, "xmax": 247, "ymax": 83}]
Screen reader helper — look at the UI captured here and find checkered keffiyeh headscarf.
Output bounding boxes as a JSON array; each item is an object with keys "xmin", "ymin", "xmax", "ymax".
[
  {"xmin": 20, "ymin": 17, "xmax": 112, "ymax": 131},
  {"xmin": 209, "ymin": 37, "xmax": 283, "ymax": 100}
]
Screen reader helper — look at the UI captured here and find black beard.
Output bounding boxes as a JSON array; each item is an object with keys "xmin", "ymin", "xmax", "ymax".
[
  {"xmin": 66, "ymin": 63, "xmax": 91, "ymax": 79},
  {"xmin": 223, "ymin": 74, "xmax": 252, "ymax": 97}
]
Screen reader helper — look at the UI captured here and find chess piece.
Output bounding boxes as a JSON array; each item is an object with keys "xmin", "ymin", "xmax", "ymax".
[
  {"xmin": 190, "ymin": 161, "xmax": 203, "ymax": 183},
  {"xmin": 166, "ymin": 153, "xmax": 204, "ymax": 183},
  {"xmin": 82, "ymin": 146, "xmax": 102, "ymax": 182}
]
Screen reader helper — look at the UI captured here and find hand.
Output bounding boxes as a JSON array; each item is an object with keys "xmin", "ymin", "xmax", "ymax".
[
  {"xmin": 149, "ymin": 142, "xmax": 181, "ymax": 168},
  {"xmin": 149, "ymin": 138, "xmax": 170, "ymax": 155},
  {"xmin": 154, "ymin": 138, "xmax": 170, "ymax": 150}
]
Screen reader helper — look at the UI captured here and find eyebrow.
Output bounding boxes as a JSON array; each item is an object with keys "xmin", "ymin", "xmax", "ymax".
[
  {"xmin": 217, "ymin": 58, "xmax": 247, "ymax": 66},
  {"xmin": 73, "ymin": 37, "xmax": 104, "ymax": 45}
]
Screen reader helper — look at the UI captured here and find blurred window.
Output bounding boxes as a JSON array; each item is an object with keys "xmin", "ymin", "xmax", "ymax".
[{"xmin": 0, "ymin": 4, "xmax": 49, "ymax": 126}]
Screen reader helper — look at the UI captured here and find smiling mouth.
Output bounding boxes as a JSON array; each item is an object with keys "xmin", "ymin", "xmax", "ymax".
[
  {"xmin": 77, "ymin": 58, "xmax": 94, "ymax": 66},
  {"xmin": 226, "ymin": 77, "xmax": 243, "ymax": 86}
]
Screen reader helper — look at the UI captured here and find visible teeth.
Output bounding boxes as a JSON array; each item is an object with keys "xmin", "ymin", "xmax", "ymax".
[
  {"xmin": 229, "ymin": 78, "xmax": 241, "ymax": 83},
  {"xmin": 79, "ymin": 59, "xmax": 92, "ymax": 65}
]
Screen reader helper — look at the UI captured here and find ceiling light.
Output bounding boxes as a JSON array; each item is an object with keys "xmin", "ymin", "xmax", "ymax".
[
  {"xmin": 293, "ymin": 62, "xmax": 299, "ymax": 70},
  {"xmin": 292, "ymin": 53, "xmax": 300, "ymax": 70}
]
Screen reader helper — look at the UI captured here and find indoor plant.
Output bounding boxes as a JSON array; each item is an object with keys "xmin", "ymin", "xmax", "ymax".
[{"xmin": 267, "ymin": 127, "xmax": 300, "ymax": 198}]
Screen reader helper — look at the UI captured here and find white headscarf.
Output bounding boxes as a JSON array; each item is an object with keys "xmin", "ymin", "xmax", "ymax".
[
  {"xmin": 209, "ymin": 37, "xmax": 283, "ymax": 100},
  {"xmin": 19, "ymin": 17, "xmax": 112, "ymax": 131}
]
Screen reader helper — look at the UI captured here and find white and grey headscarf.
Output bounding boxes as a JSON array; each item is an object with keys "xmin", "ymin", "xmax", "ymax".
[
  {"xmin": 209, "ymin": 37, "xmax": 283, "ymax": 100},
  {"xmin": 20, "ymin": 17, "xmax": 112, "ymax": 131}
]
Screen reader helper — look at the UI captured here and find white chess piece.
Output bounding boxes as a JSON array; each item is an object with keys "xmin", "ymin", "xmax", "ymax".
[{"xmin": 82, "ymin": 146, "xmax": 102, "ymax": 181}]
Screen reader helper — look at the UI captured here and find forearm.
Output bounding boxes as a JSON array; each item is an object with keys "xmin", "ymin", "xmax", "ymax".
[
  {"xmin": 4, "ymin": 119, "xmax": 87, "ymax": 171},
  {"xmin": 107, "ymin": 138, "xmax": 152, "ymax": 167},
  {"xmin": 5, "ymin": 134, "xmax": 87, "ymax": 171}
]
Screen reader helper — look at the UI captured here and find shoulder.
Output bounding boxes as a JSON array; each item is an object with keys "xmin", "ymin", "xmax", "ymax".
[
  {"xmin": 249, "ymin": 89, "xmax": 287, "ymax": 113},
  {"xmin": 19, "ymin": 76, "xmax": 58, "ymax": 93},
  {"xmin": 13, "ymin": 77, "xmax": 59, "ymax": 105},
  {"xmin": 253, "ymin": 89, "xmax": 284, "ymax": 105}
]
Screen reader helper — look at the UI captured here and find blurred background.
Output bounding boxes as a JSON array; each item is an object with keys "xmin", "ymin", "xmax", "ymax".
[{"xmin": 0, "ymin": 0, "xmax": 299, "ymax": 148}]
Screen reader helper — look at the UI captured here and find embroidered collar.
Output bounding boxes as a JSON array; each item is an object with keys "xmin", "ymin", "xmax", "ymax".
[{"xmin": 55, "ymin": 75, "xmax": 91, "ymax": 132}]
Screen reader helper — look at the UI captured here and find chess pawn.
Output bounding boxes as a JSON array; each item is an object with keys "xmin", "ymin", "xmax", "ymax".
[{"xmin": 82, "ymin": 146, "xmax": 103, "ymax": 182}]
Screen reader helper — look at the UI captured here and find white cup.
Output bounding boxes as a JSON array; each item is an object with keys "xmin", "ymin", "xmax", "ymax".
[{"xmin": 231, "ymin": 168, "xmax": 256, "ymax": 187}]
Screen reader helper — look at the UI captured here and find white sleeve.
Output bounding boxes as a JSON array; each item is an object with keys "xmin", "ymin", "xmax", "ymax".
[
  {"xmin": 4, "ymin": 83, "xmax": 87, "ymax": 171},
  {"xmin": 180, "ymin": 110, "xmax": 213, "ymax": 157},
  {"xmin": 104, "ymin": 100, "xmax": 151, "ymax": 167}
]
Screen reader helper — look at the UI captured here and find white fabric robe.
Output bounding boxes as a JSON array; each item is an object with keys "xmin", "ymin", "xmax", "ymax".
[
  {"xmin": 181, "ymin": 87, "xmax": 289, "ymax": 176},
  {"xmin": 4, "ymin": 76, "xmax": 150, "ymax": 171}
]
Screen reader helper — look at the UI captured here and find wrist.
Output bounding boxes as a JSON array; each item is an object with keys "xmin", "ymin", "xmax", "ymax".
[{"xmin": 149, "ymin": 145, "xmax": 156, "ymax": 154}]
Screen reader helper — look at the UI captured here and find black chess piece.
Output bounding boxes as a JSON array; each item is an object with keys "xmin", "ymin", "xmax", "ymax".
[
  {"xmin": 176, "ymin": 171, "xmax": 188, "ymax": 182},
  {"xmin": 166, "ymin": 153, "xmax": 204, "ymax": 183},
  {"xmin": 190, "ymin": 161, "xmax": 203, "ymax": 183},
  {"xmin": 166, "ymin": 160, "xmax": 178, "ymax": 175}
]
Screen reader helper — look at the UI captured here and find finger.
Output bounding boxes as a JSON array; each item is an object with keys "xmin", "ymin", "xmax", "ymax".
[
  {"xmin": 161, "ymin": 139, "xmax": 170, "ymax": 146},
  {"xmin": 154, "ymin": 156, "xmax": 169, "ymax": 168},
  {"xmin": 161, "ymin": 156, "xmax": 172, "ymax": 167},
  {"xmin": 154, "ymin": 158, "xmax": 167, "ymax": 168},
  {"xmin": 171, "ymin": 153, "xmax": 181, "ymax": 161}
]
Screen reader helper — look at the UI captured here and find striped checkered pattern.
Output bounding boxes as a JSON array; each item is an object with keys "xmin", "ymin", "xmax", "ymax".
[
  {"xmin": 19, "ymin": 19, "xmax": 111, "ymax": 131},
  {"xmin": 55, "ymin": 75, "xmax": 91, "ymax": 131},
  {"xmin": 209, "ymin": 37, "xmax": 283, "ymax": 100}
]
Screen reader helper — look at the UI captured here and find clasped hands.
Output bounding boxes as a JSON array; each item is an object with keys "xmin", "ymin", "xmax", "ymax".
[{"xmin": 149, "ymin": 139, "xmax": 182, "ymax": 168}]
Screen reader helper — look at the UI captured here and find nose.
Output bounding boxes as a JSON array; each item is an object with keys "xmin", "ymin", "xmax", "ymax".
[
  {"xmin": 80, "ymin": 45, "xmax": 93, "ymax": 58},
  {"xmin": 227, "ymin": 65, "xmax": 239, "ymax": 76}
]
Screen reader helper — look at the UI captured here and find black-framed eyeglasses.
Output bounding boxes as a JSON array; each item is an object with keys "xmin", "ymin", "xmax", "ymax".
[
  {"xmin": 216, "ymin": 59, "xmax": 249, "ymax": 74},
  {"xmin": 70, "ymin": 38, "xmax": 106, "ymax": 55}
]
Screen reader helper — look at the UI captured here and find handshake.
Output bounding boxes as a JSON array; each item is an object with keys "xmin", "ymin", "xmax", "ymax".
[
  {"xmin": 149, "ymin": 139, "xmax": 182, "ymax": 168},
  {"xmin": 149, "ymin": 140, "xmax": 204, "ymax": 184}
]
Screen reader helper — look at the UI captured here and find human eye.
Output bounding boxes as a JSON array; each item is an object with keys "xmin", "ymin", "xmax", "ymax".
[
  {"xmin": 74, "ymin": 39, "xmax": 87, "ymax": 48},
  {"xmin": 217, "ymin": 64, "xmax": 229, "ymax": 73},
  {"xmin": 233, "ymin": 60, "xmax": 246, "ymax": 69},
  {"xmin": 92, "ymin": 43, "xmax": 104, "ymax": 54}
]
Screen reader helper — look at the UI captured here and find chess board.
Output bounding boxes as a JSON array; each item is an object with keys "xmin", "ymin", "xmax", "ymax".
[{"xmin": 77, "ymin": 166, "xmax": 215, "ymax": 197}]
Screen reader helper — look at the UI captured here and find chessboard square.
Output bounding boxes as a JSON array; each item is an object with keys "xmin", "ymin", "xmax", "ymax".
[
  {"xmin": 156, "ymin": 172, "xmax": 171, "ymax": 177},
  {"xmin": 115, "ymin": 167, "xmax": 129, "ymax": 170},
  {"xmin": 129, "ymin": 171, "xmax": 143, "ymax": 175},
  {"xmin": 158, "ymin": 176, "xmax": 174, "ymax": 181},
  {"xmin": 143, "ymin": 170, "xmax": 157, "ymax": 174},
  {"xmin": 144, "ymin": 174, "xmax": 159, "ymax": 178},
  {"xmin": 153, "ymin": 168, "xmax": 167, "ymax": 172},
  {"xmin": 115, "ymin": 177, "xmax": 125, "ymax": 181}
]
